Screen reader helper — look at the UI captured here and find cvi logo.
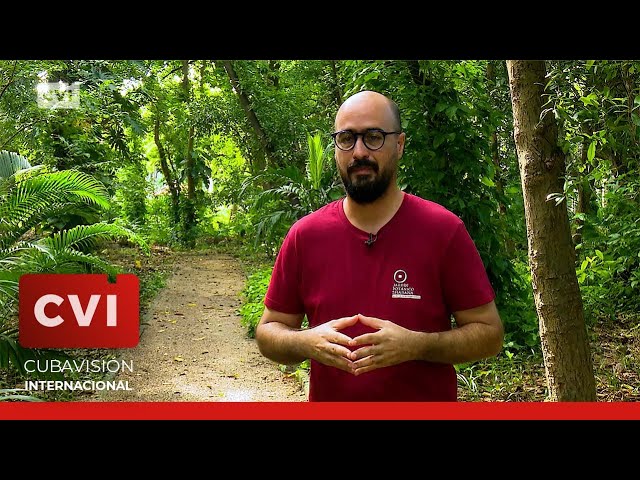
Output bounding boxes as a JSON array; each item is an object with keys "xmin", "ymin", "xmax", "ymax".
[{"xmin": 19, "ymin": 274, "xmax": 140, "ymax": 348}]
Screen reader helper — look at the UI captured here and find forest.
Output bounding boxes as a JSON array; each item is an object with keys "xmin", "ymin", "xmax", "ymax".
[{"xmin": 0, "ymin": 60, "xmax": 638, "ymax": 403}]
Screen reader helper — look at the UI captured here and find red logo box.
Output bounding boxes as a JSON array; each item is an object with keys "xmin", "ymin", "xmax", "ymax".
[{"xmin": 19, "ymin": 274, "xmax": 140, "ymax": 348}]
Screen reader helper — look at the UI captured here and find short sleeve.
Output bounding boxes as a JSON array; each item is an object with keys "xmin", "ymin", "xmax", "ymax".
[
  {"xmin": 264, "ymin": 227, "xmax": 305, "ymax": 314},
  {"xmin": 440, "ymin": 222, "xmax": 495, "ymax": 313}
]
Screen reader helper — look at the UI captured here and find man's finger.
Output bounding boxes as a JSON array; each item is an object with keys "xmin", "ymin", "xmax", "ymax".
[
  {"xmin": 332, "ymin": 332, "xmax": 354, "ymax": 346},
  {"xmin": 349, "ymin": 332, "xmax": 377, "ymax": 347},
  {"xmin": 356, "ymin": 314, "xmax": 386, "ymax": 328},
  {"xmin": 331, "ymin": 344, "xmax": 354, "ymax": 359},
  {"xmin": 353, "ymin": 365, "xmax": 377, "ymax": 376},
  {"xmin": 349, "ymin": 345, "xmax": 375, "ymax": 361},
  {"xmin": 331, "ymin": 314, "xmax": 359, "ymax": 330},
  {"xmin": 352, "ymin": 355, "xmax": 375, "ymax": 375}
]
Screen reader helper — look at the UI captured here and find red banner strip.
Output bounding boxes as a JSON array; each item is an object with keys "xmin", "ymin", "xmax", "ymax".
[{"xmin": 1, "ymin": 402, "xmax": 638, "ymax": 420}]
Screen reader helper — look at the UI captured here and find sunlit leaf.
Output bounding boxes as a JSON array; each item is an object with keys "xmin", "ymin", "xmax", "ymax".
[{"xmin": 587, "ymin": 141, "xmax": 596, "ymax": 162}]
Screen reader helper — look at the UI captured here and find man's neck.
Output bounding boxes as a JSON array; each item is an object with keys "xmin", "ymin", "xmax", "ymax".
[{"xmin": 343, "ymin": 184, "xmax": 404, "ymax": 234}]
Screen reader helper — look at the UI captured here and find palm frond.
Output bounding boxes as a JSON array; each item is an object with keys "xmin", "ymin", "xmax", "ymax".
[
  {"xmin": 0, "ymin": 271, "xmax": 21, "ymax": 291},
  {"xmin": 0, "ymin": 170, "xmax": 110, "ymax": 245},
  {"xmin": 27, "ymin": 248, "xmax": 119, "ymax": 276},
  {"xmin": 254, "ymin": 210, "xmax": 295, "ymax": 247},
  {"xmin": 42, "ymin": 222, "xmax": 149, "ymax": 255},
  {"xmin": 0, "ymin": 150, "xmax": 31, "ymax": 178},
  {"xmin": 279, "ymin": 183, "xmax": 304, "ymax": 198},
  {"xmin": 14, "ymin": 169, "xmax": 109, "ymax": 210},
  {"xmin": 0, "ymin": 241, "xmax": 52, "ymax": 264},
  {"xmin": 253, "ymin": 188, "xmax": 284, "ymax": 211}
]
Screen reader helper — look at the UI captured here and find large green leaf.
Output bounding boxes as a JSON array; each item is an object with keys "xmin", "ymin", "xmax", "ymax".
[
  {"xmin": 0, "ymin": 151, "xmax": 31, "ymax": 179},
  {"xmin": 43, "ymin": 222, "xmax": 148, "ymax": 255},
  {"xmin": 307, "ymin": 133, "xmax": 325, "ymax": 191},
  {"xmin": 0, "ymin": 170, "xmax": 110, "ymax": 247}
]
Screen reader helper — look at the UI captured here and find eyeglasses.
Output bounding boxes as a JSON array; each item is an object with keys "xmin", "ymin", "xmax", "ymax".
[{"xmin": 331, "ymin": 129, "xmax": 402, "ymax": 151}]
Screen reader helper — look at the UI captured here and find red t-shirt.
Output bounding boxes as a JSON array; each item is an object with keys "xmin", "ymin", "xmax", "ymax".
[{"xmin": 264, "ymin": 193, "xmax": 495, "ymax": 401}]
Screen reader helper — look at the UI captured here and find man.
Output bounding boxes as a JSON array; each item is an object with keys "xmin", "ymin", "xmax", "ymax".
[{"xmin": 255, "ymin": 90, "xmax": 503, "ymax": 401}]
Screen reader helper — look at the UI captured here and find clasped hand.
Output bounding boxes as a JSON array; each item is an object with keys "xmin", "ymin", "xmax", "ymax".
[{"xmin": 306, "ymin": 313, "xmax": 417, "ymax": 376}]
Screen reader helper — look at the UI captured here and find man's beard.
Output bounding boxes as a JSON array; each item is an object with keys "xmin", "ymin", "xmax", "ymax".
[{"xmin": 339, "ymin": 158, "xmax": 395, "ymax": 204}]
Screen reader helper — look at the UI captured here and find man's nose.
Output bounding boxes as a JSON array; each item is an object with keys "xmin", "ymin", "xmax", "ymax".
[{"xmin": 352, "ymin": 135, "xmax": 370, "ymax": 158}]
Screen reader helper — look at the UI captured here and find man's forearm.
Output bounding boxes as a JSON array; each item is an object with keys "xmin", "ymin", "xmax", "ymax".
[
  {"xmin": 255, "ymin": 322, "xmax": 310, "ymax": 365},
  {"xmin": 410, "ymin": 323, "xmax": 503, "ymax": 365}
]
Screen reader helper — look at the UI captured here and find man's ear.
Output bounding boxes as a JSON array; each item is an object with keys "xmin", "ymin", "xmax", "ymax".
[{"xmin": 397, "ymin": 132, "xmax": 406, "ymax": 158}]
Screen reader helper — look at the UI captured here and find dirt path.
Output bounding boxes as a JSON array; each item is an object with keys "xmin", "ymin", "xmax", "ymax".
[{"xmin": 95, "ymin": 251, "xmax": 306, "ymax": 402}]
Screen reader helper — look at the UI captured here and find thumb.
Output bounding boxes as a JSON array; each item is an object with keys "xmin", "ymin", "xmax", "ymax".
[{"xmin": 330, "ymin": 314, "xmax": 359, "ymax": 331}]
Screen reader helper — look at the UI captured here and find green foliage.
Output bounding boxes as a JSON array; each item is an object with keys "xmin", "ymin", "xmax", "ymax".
[
  {"xmin": 0, "ymin": 167, "xmax": 110, "ymax": 248},
  {"xmin": 139, "ymin": 269, "xmax": 168, "ymax": 311},
  {"xmin": 113, "ymin": 160, "xmax": 149, "ymax": 226},
  {"xmin": 0, "ymin": 153, "xmax": 147, "ymax": 378},
  {"xmin": 498, "ymin": 260, "xmax": 540, "ymax": 352},
  {"xmin": 240, "ymin": 133, "xmax": 341, "ymax": 255},
  {"xmin": 220, "ymin": 61, "xmax": 338, "ymax": 171},
  {"xmin": 142, "ymin": 194, "xmax": 175, "ymax": 245},
  {"xmin": 307, "ymin": 133, "xmax": 325, "ymax": 190},
  {"xmin": 577, "ymin": 173, "xmax": 640, "ymax": 319},
  {"xmin": 546, "ymin": 60, "xmax": 640, "ymax": 320},
  {"xmin": 239, "ymin": 267, "xmax": 272, "ymax": 338}
]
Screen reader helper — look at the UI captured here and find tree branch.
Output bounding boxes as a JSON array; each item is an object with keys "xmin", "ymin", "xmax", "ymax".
[{"xmin": 0, "ymin": 60, "xmax": 18, "ymax": 103}]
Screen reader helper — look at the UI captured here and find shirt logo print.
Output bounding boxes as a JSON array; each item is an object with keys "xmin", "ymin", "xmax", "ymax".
[{"xmin": 391, "ymin": 269, "xmax": 422, "ymax": 300}]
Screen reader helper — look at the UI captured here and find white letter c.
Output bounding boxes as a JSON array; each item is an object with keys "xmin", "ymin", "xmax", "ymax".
[{"xmin": 34, "ymin": 294, "xmax": 64, "ymax": 327}]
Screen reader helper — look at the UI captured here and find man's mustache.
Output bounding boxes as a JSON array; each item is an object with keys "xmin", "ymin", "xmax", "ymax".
[{"xmin": 347, "ymin": 159, "xmax": 379, "ymax": 174}]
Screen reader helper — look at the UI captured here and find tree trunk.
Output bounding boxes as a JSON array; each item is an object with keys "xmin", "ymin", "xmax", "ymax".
[
  {"xmin": 154, "ymin": 113, "xmax": 181, "ymax": 228},
  {"xmin": 182, "ymin": 60, "xmax": 196, "ymax": 247},
  {"xmin": 506, "ymin": 60, "xmax": 596, "ymax": 401},
  {"xmin": 0, "ymin": 60, "xmax": 18, "ymax": 102},
  {"xmin": 573, "ymin": 137, "xmax": 592, "ymax": 249},
  {"xmin": 222, "ymin": 60, "xmax": 273, "ymax": 172}
]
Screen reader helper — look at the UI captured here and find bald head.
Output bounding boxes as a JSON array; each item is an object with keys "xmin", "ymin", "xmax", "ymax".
[{"xmin": 335, "ymin": 91, "xmax": 401, "ymax": 132}]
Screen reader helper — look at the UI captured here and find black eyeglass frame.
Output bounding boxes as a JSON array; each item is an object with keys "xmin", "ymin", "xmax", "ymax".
[{"xmin": 331, "ymin": 128, "xmax": 402, "ymax": 151}]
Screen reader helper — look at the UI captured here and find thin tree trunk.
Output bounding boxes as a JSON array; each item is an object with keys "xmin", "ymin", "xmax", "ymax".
[
  {"xmin": 506, "ymin": 60, "xmax": 596, "ymax": 401},
  {"xmin": 222, "ymin": 60, "xmax": 273, "ymax": 171},
  {"xmin": 154, "ymin": 113, "xmax": 181, "ymax": 227},
  {"xmin": 0, "ymin": 60, "xmax": 18, "ymax": 102},
  {"xmin": 573, "ymin": 137, "xmax": 592, "ymax": 249},
  {"xmin": 182, "ymin": 60, "xmax": 196, "ymax": 246}
]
